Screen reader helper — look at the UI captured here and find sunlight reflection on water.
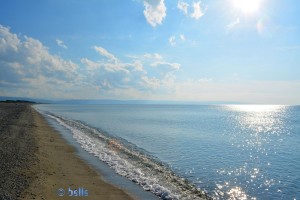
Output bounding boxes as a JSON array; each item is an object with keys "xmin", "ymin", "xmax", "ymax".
[{"xmin": 215, "ymin": 105, "xmax": 288, "ymax": 199}]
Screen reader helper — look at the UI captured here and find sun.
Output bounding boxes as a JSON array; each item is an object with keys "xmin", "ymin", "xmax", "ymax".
[{"xmin": 233, "ymin": 0, "xmax": 261, "ymax": 13}]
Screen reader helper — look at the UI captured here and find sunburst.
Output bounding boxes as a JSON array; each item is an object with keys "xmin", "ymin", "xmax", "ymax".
[{"xmin": 233, "ymin": 0, "xmax": 262, "ymax": 14}]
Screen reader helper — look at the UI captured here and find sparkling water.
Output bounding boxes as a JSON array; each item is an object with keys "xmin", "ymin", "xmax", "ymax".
[{"xmin": 35, "ymin": 104, "xmax": 300, "ymax": 199}]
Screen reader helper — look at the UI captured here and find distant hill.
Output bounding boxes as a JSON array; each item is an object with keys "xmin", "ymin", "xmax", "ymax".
[
  {"xmin": 0, "ymin": 96, "xmax": 53, "ymax": 104},
  {"xmin": 0, "ymin": 100, "xmax": 37, "ymax": 104}
]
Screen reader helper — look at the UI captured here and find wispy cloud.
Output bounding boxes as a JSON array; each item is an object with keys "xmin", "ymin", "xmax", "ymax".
[
  {"xmin": 150, "ymin": 61, "xmax": 181, "ymax": 70},
  {"xmin": 169, "ymin": 36, "xmax": 176, "ymax": 46},
  {"xmin": 168, "ymin": 34, "xmax": 186, "ymax": 46},
  {"xmin": 56, "ymin": 39, "xmax": 67, "ymax": 49},
  {"xmin": 93, "ymin": 46, "xmax": 118, "ymax": 63},
  {"xmin": 143, "ymin": 0, "xmax": 167, "ymax": 27},
  {"xmin": 177, "ymin": 1, "xmax": 206, "ymax": 20},
  {"xmin": 227, "ymin": 18, "xmax": 240, "ymax": 29},
  {"xmin": 141, "ymin": 76, "xmax": 161, "ymax": 89},
  {"xmin": 143, "ymin": 53, "xmax": 163, "ymax": 60},
  {"xmin": 177, "ymin": 1, "xmax": 189, "ymax": 15}
]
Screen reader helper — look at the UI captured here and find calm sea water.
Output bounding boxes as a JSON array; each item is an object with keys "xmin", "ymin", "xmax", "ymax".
[{"xmin": 35, "ymin": 104, "xmax": 300, "ymax": 200}]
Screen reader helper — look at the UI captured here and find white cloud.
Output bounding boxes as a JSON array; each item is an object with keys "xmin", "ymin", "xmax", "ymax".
[
  {"xmin": 123, "ymin": 53, "xmax": 180, "ymax": 87},
  {"xmin": 169, "ymin": 36, "xmax": 176, "ymax": 46},
  {"xmin": 56, "ymin": 39, "xmax": 67, "ymax": 49},
  {"xmin": 177, "ymin": 1, "xmax": 189, "ymax": 15},
  {"xmin": 227, "ymin": 18, "xmax": 240, "ymax": 29},
  {"xmin": 80, "ymin": 58, "xmax": 100, "ymax": 71},
  {"xmin": 6, "ymin": 25, "xmax": 298, "ymax": 104},
  {"xmin": 131, "ymin": 60, "xmax": 146, "ymax": 72},
  {"xmin": 190, "ymin": 1, "xmax": 205, "ymax": 20},
  {"xmin": 79, "ymin": 46, "xmax": 181, "ymax": 91},
  {"xmin": 0, "ymin": 25, "xmax": 82, "ymax": 99},
  {"xmin": 177, "ymin": 1, "xmax": 206, "ymax": 20},
  {"xmin": 3, "ymin": 24, "xmax": 298, "ymax": 105},
  {"xmin": 88, "ymin": 47, "xmax": 148, "ymax": 74},
  {"xmin": 93, "ymin": 46, "xmax": 118, "ymax": 63},
  {"xmin": 150, "ymin": 61, "xmax": 181, "ymax": 70},
  {"xmin": 0, "ymin": 26, "xmax": 77, "ymax": 79},
  {"xmin": 143, "ymin": 53, "xmax": 163, "ymax": 60},
  {"xmin": 0, "ymin": 25, "xmax": 20, "ymax": 53},
  {"xmin": 141, "ymin": 76, "xmax": 161, "ymax": 89},
  {"xmin": 143, "ymin": 0, "xmax": 167, "ymax": 27},
  {"xmin": 81, "ymin": 57, "xmax": 129, "ymax": 74}
]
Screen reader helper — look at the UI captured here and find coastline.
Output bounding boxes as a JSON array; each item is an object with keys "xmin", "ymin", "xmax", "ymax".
[
  {"xmin": 0, "ymin": 102, "xmax": 134, "ymax": 200},
  {"xmin": 35, "ymin": 104, "xmax": 210, "ymax": 200}
]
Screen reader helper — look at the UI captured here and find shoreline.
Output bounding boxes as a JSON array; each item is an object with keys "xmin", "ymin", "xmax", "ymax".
[
  {"xmin": 38, "ymin": 107, "xmax": 159, "ymax": 200},
  {"xmin": 34, "ymin": 104, "xmax": 209, "ymax": 200},
  {"xmin": 0, "ymin": 102, "xmax": 134, "ymax": 199}
]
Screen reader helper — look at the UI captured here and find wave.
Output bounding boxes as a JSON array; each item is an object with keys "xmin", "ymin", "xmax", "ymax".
[{"xmin": 40, "ymin": 110, "xmax": 211, "ymax": 200}]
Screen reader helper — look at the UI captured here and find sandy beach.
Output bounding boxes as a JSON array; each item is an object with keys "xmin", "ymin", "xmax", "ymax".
[{"xmin": 0, "ymin": 102, "xmax": 134, "ymax": 200}]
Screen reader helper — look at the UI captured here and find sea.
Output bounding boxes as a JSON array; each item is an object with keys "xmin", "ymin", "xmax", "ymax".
[{"xmin": 34, "ymin": 104, "xmax": 300, "ymax": 200}]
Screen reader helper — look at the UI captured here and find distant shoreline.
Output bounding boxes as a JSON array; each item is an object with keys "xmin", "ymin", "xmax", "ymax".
[
  {"xmin": 0, "ymin": 102, "xmax": 134, "ymax": 199},
  {"xmin": 0, "ymin": 96, "xmax": 244, "ymax": 105},
  {"xmin": 0, "ymin": 100, "xmax": 37, "ymax": 104}
]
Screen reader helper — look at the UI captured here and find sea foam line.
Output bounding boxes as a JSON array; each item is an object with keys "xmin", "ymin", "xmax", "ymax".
[{"xmin": 42, "ymin": 111, "xmax": 209, "ymax": 200}]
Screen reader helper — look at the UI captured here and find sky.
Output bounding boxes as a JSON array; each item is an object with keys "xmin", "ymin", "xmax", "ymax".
[{"xmin": 0, "ymin": 0, "xmax": 300, "ymax": 104}]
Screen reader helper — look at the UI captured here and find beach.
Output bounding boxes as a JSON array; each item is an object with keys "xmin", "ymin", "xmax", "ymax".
[{"xmin": 0, "ymin": 102, "xmax": 134, "ymax": 200}]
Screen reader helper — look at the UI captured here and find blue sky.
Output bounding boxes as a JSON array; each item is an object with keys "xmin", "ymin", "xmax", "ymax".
[{"xmin": 0, "ymin": 0, "xmax": 299, "ymax": 104}]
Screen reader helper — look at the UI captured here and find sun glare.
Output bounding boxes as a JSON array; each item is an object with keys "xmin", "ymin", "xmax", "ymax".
[
  {"xmin": 233, "ymin": 0, "xmax": 261, "ymax": 13},
  {"xmin": 226, "ymin": 105, "xmax": 285, "ymax": 113}
]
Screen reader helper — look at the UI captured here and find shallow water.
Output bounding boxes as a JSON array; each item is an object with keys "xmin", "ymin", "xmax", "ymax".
[{"xmin": 35, "ymin": 104, "xmax": 300, "ymax": 199}]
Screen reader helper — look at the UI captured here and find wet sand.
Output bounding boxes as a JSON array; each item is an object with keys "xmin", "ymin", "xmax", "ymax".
[{"xmin": 0, "ymin": 102, "xmax": 134, "ymax": 200}]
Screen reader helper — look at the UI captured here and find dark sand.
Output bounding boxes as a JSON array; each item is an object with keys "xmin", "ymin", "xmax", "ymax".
[{"xmin": 0, "ymin": 103, "xmax": 134, "ymax": 200}]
